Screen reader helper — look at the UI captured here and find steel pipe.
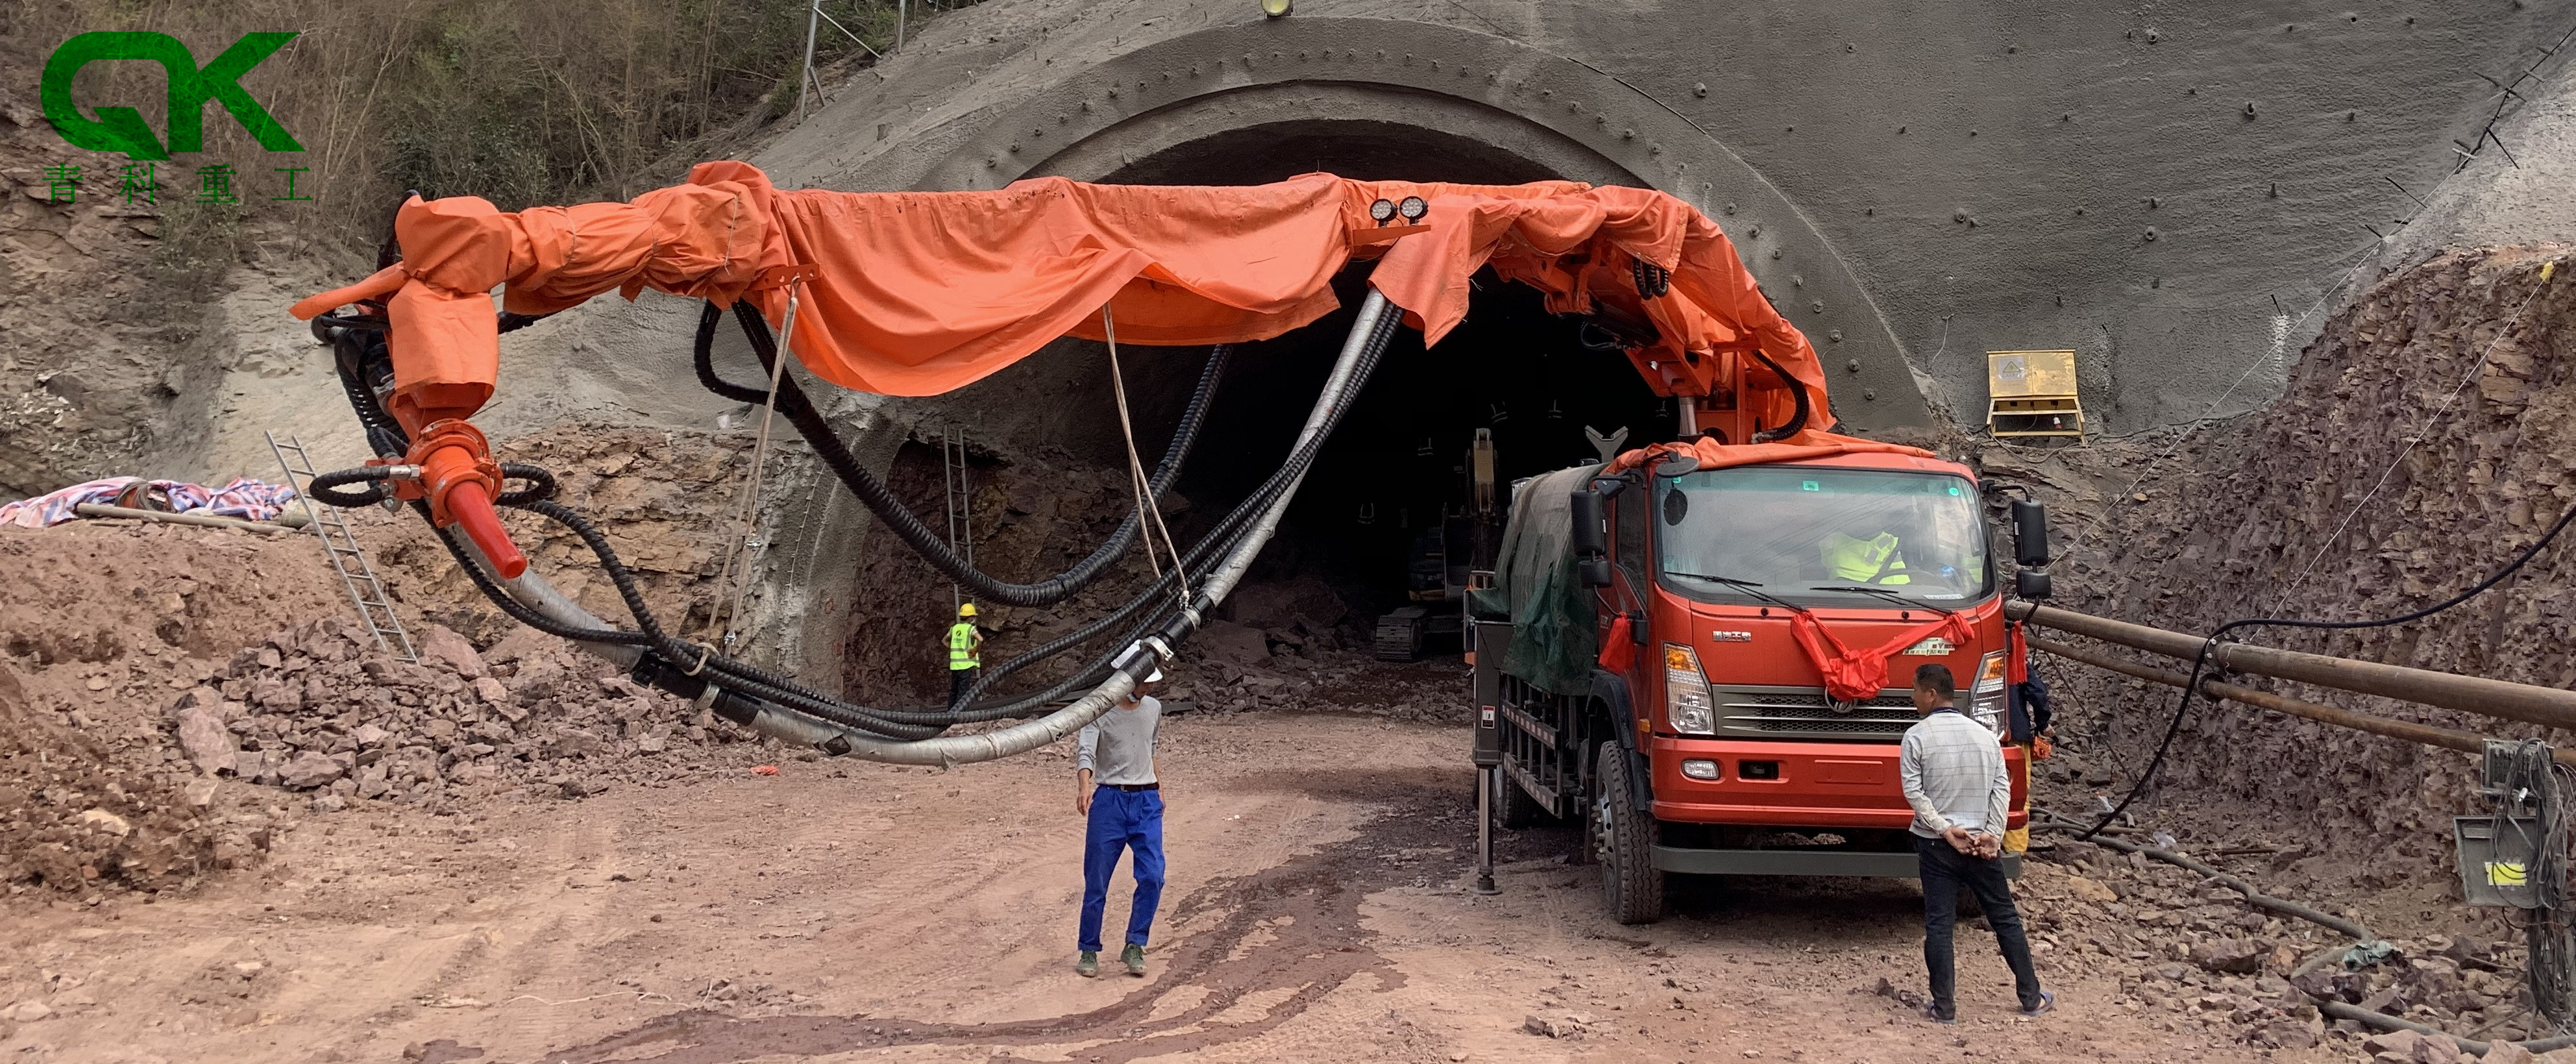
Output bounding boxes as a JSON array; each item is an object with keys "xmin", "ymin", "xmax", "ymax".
[
  {"xmin": 73, "ymin": 502, "xmax": 292, "ymax": 536},
  {"xmin": 2008, "ymin": 602, "xmax": 2576, "ymax": 734},
  {"xmin": 2022, "ymin": 635, "xmax": 2576, "ymax": 767}
]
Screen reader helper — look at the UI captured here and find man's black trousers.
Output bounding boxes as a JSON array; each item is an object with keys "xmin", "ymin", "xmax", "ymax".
[{"xmin": 1916, "ymin": 834, "xmax": 2044, "ymax": 1019}]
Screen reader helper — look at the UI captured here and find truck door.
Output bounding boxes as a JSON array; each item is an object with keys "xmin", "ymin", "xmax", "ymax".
[{"xmin": 1605, "ymin": 484, "xmax": 1652, "ymax": 728}]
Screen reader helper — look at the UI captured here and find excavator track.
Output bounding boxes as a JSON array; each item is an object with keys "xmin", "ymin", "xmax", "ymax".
[{"xmin": 1373, "ymin": 608, "xmax": 1427, "ymax": 662}]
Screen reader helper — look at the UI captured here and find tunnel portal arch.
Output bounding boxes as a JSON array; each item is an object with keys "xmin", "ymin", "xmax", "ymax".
[{"xmin": 812, "ymin": 16, "xmax": 1928, "ymax": 428}]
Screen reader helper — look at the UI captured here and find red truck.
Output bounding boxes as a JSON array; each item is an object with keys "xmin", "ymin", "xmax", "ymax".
[{"xmin": 1467, "ymin": 362, "xmax": 2052, "ymax": 923}]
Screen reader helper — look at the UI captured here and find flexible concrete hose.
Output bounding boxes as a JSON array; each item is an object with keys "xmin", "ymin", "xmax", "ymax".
[
  {"xmin": 456, "ymin": 290, "xmax": 1399, "ymax": 764},
  {"xmin": 748, "ymin": 289, "xmax": 1398, "ymax": 765},
  {"xmin": 700, "ymin": 301, "xmax": 1233, "ymax": 608}
]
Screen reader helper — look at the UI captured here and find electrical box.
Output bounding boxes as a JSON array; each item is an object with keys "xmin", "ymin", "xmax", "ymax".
[{"xmin": 1986, "ymin": 349, "xmax": 2085, "ymax": 439}]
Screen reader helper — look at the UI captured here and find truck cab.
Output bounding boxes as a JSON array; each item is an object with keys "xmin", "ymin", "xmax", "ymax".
[{"xmin": 1470, "ymin": 445, "xmax": 2037, "ymax": 924}]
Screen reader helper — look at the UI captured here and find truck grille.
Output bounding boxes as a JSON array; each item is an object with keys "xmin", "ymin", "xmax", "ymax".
[{"xmin": 1713, "ymin": 686, "xmax": 1918, "ymax": 741}]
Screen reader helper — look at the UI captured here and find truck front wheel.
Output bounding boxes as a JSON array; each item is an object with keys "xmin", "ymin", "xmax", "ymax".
[{"xmin": 1592, "ymin": 743, "xmax": 1665, "ymax": 924}]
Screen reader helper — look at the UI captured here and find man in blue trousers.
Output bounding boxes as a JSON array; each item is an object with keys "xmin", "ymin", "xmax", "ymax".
[{"xmin": 1074, "ymin": 663, "xmax": 1164, "ymax": 978}]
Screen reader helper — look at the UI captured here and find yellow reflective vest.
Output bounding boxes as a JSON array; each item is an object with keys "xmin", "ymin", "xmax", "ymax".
[
  {"xmin": 946, "ymin": 621, "xmax": 981, "ymax": 670},
  {"xmin": 1821, "ymin": 532, "xmax": 1909, "ymax": 585}
]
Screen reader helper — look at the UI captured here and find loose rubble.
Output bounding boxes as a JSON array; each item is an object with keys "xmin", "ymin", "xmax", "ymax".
[{"xmin": 183, "ymin": 619, "xmax": 763, "ymax": 809}]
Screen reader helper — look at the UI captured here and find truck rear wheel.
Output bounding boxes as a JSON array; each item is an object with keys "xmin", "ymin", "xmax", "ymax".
[{"xmin": 1592, "ymin": 742, "xmax": 1665, "ymax": 924}]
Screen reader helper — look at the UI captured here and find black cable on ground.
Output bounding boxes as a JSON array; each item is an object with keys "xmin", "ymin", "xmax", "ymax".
[
  {"xmin": 2082, "ymin": 493, "xmax": 2576, "ymax": 841},
  {"xmin": 701, "ymin": 299, "xmax": 1231, "ymax": 608}
]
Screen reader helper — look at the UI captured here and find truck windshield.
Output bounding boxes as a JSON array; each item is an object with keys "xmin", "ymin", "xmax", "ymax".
[{"xmin": 1655, "ymin": 465, "xmax": 1991, "ymax": 607}]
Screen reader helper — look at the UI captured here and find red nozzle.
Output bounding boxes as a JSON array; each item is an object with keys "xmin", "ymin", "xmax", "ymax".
[
  {"xmin": 401, "ymin": 419, "xmax": 526, "ymax": 580},
  {"xmin": 443, "ymin": 479, "xmax": 526, "ymax": 579}
]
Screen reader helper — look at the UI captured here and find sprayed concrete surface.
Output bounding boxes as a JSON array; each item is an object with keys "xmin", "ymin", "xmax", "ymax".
[{"xmin": 3, "ymin": 707, "xmax": 2312, "ymax": 1064}]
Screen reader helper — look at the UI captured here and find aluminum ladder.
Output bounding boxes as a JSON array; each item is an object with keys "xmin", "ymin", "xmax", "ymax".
[{"xmin": 267, "ymin": 431, "xmax": 418, "ymax": 662}]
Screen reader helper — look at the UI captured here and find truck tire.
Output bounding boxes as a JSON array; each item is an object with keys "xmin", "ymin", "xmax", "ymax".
[{"xmin": 1593, "ymin": 742, "xmax": 1665, "ymax": 924}]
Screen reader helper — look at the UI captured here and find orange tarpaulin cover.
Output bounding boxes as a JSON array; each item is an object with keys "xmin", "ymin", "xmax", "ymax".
[{"xmin": 292, "ymin": 163, "xmax": 1830, "ymax": 434}]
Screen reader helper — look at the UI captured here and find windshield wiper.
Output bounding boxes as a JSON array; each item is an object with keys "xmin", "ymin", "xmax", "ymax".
[
  {"xmin": 1808, "ymin": 585, "xmax": 1954, "ymax": 614},
  {"xmin": 1666, "ymin": 571, "xmax": 1807, "ymax": 613}
]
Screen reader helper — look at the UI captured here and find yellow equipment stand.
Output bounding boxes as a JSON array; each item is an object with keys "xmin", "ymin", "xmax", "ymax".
[{"xmin": 1985, "ymin": 349, "xmax": 2085, "ymax": 439}]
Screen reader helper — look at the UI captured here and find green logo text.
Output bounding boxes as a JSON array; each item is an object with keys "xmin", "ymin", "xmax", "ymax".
[{"xmin": 42, "ymin": 31, "xmax": 302, "ymax": 161}]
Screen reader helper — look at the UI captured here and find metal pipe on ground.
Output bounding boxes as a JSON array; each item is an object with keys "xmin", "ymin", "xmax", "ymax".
[
  {"xmin": 72, "ymin": 502, "xmax": 293, "ymax": 536},
  {"xmin": 2034, "ymin": 810, "xmax": 2373, "ymax": 941},
  {"xmin": 2007, "ymin": 602, "xmax": 2576, "ymax": 734},
  {"xmin": 2023, "ymin": 635, "xmax": 2576, "ymax": 768}
]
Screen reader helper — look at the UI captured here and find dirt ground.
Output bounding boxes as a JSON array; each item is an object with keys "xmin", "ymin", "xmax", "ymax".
[{"xmin": 2, "ymin": 677, "xmax": 2323, "ymax": 1064}]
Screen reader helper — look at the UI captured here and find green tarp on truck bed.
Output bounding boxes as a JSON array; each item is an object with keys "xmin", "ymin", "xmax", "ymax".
[{"xmin": 1466, "ymin": 462, "xmax": 1601, "ymax": 697}]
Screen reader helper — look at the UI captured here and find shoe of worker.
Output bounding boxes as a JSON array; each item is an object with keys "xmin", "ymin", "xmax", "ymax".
[
  {"xmin": 2020, "ymin": 991, "xmax": 2056, "ymax": 1018},
  {"xmin": 1122, "ymin": 943, "xmax": 1146, "ymax": 977},
  {"xmin": 1075, "ymin": 950, "xmax": 1099, "ymax": 978},
  {"xmin": 1921, "ymin": 1002, "xmax": 1956, "ymax": 1025}
]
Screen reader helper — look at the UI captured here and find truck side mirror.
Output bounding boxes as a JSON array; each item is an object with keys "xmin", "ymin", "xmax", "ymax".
[
  {"xmin": 2016, "ymin": 569, "xmax": 2052, "ymax": 600},
  {"xmin": 1571, "ymin": 490, "xmax": 1607, "ymax": 555},
  {"xmin": 2010, "ymin": 499, "xmax": 2050, "ymax": 567},
  {"xmin": 1579, "ymin": 558, "xmax": 1615, "ymax": 588}
]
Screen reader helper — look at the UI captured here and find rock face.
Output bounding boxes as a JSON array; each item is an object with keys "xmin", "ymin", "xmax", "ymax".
[
  {"xmin": 2013, "ymin": 247, "xmax": 2576, "ymax": 891},
  {"xmin": 1194, "ymin": 621, "xmax": 1272, "ymax": 668}
]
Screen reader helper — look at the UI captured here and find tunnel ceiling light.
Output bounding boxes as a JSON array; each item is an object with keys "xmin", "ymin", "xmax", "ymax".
[{"xmin": 1261, "ymin": 0, "xmax": 1292, "ymax": 17}]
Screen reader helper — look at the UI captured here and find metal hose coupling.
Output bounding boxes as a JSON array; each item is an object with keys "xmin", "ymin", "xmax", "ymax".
[{"xmin": 398, "ymin": 419, "xmax": 525, "ymax": 578}]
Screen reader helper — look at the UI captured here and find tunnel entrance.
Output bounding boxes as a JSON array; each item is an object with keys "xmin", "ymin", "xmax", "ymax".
[{"xmin": 1101, "ymin": 116, "xmax": 1671, "ymax": 660}]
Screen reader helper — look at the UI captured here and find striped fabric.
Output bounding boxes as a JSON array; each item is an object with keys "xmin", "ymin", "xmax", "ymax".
[{"xmin": 0, "ymin": 476, "xmax": 300, "ymax": 530}]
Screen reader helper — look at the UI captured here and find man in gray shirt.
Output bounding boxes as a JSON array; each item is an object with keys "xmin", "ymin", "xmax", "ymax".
[
  {"xmin": 1074, "ymin": 665, "xmax": 1164, "ymax": 978},
  {"xmin": 1900, "ymin": 662, "xmax": 2051, "ymax": 1023}
]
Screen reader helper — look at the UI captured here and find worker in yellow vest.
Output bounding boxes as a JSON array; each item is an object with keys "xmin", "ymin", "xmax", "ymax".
[
  {"xmin": 1821, "ymin": 530, "xmax": 1910, "ymax": 585},
  {"xmin": 946, "ymin": 603, "xmax": 985, "ymax": 706}
]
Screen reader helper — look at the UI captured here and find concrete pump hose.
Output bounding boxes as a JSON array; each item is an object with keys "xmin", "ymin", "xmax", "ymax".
[{"xmin": 755, "ymin": 288, "xmax": 1396, "ymax": 765}]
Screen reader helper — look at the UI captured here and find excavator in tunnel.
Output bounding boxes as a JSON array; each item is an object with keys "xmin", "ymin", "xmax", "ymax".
[{"xmin": 284, "ymin": 165, "xmax": 2047, "ymax": 923}]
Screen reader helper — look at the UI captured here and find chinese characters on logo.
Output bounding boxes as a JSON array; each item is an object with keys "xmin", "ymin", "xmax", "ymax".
[{"xmin": 38, "ymin": 163, "xmax": 317, "ymax": 206}]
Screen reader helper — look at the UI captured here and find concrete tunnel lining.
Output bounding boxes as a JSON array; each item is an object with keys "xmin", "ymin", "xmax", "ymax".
[
  {"xmin": 743, "ymin": 29, "xmax": 1928, "ymax": 689},
  {"xmin": 665, "ymin": 1, "xmax": 2575, "ymax": 691},
  {"xmin": 805, "ymin": 99, "xmax": 1680, "ymax": 702}
]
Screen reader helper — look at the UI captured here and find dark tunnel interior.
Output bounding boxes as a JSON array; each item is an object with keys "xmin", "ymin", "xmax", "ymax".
[{"xmin": 1101, "ymin": 118, "xmax": 1674, "ymax": 653}]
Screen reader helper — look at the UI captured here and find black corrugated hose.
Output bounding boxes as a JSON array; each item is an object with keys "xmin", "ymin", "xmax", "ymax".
[
  {"xmin": 312, "ymin": 291, "xmax": 1403, "ymax": 740},
  {"xmin": 695, "ymin": 300, "xmax": 1229, "ymax": 608}
]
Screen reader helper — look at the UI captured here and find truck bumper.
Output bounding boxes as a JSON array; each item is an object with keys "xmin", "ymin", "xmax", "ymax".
[
  {"xmin": 1646, "ymin": 736, "xmax": 2028, "ymax": 831},
  {"xmin": 1651, "ymin": 845, "xmax": 2022, "ymax": 879}
]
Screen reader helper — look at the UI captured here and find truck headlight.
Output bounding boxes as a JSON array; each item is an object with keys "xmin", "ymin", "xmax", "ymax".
[
  {"xmin": 1665, "ymin": 643, "xmax": 1715, "ymax": 735},
  {"xmin": 1970, "ymin": 649, "xmax": 2009, "ymax": 736}
]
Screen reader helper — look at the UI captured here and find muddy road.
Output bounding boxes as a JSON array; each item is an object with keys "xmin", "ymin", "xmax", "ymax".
[{"xmin": 2, "ymin": 689, "xmax": 2303, "ymax": 1064}]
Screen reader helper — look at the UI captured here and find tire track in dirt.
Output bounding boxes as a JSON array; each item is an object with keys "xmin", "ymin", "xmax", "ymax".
[{"xmin": 515, "ymin": 768, "xmax": 1470, "ymax": 1064}]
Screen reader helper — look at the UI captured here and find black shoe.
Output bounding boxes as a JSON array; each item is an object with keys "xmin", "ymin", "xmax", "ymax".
[
  {"xmin": 1922, "ymin": 1002, "xmax": 1957, "ymax": 1025},
  {"xmin": 2020, "ymin": 991, "xmax": 2055, "ymax": 1017}
]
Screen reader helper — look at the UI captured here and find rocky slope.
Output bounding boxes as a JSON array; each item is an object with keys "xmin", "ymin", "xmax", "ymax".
[{"xmin": 1996, "ymin": 245, "xmax": 2576, "ymax": 923}]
